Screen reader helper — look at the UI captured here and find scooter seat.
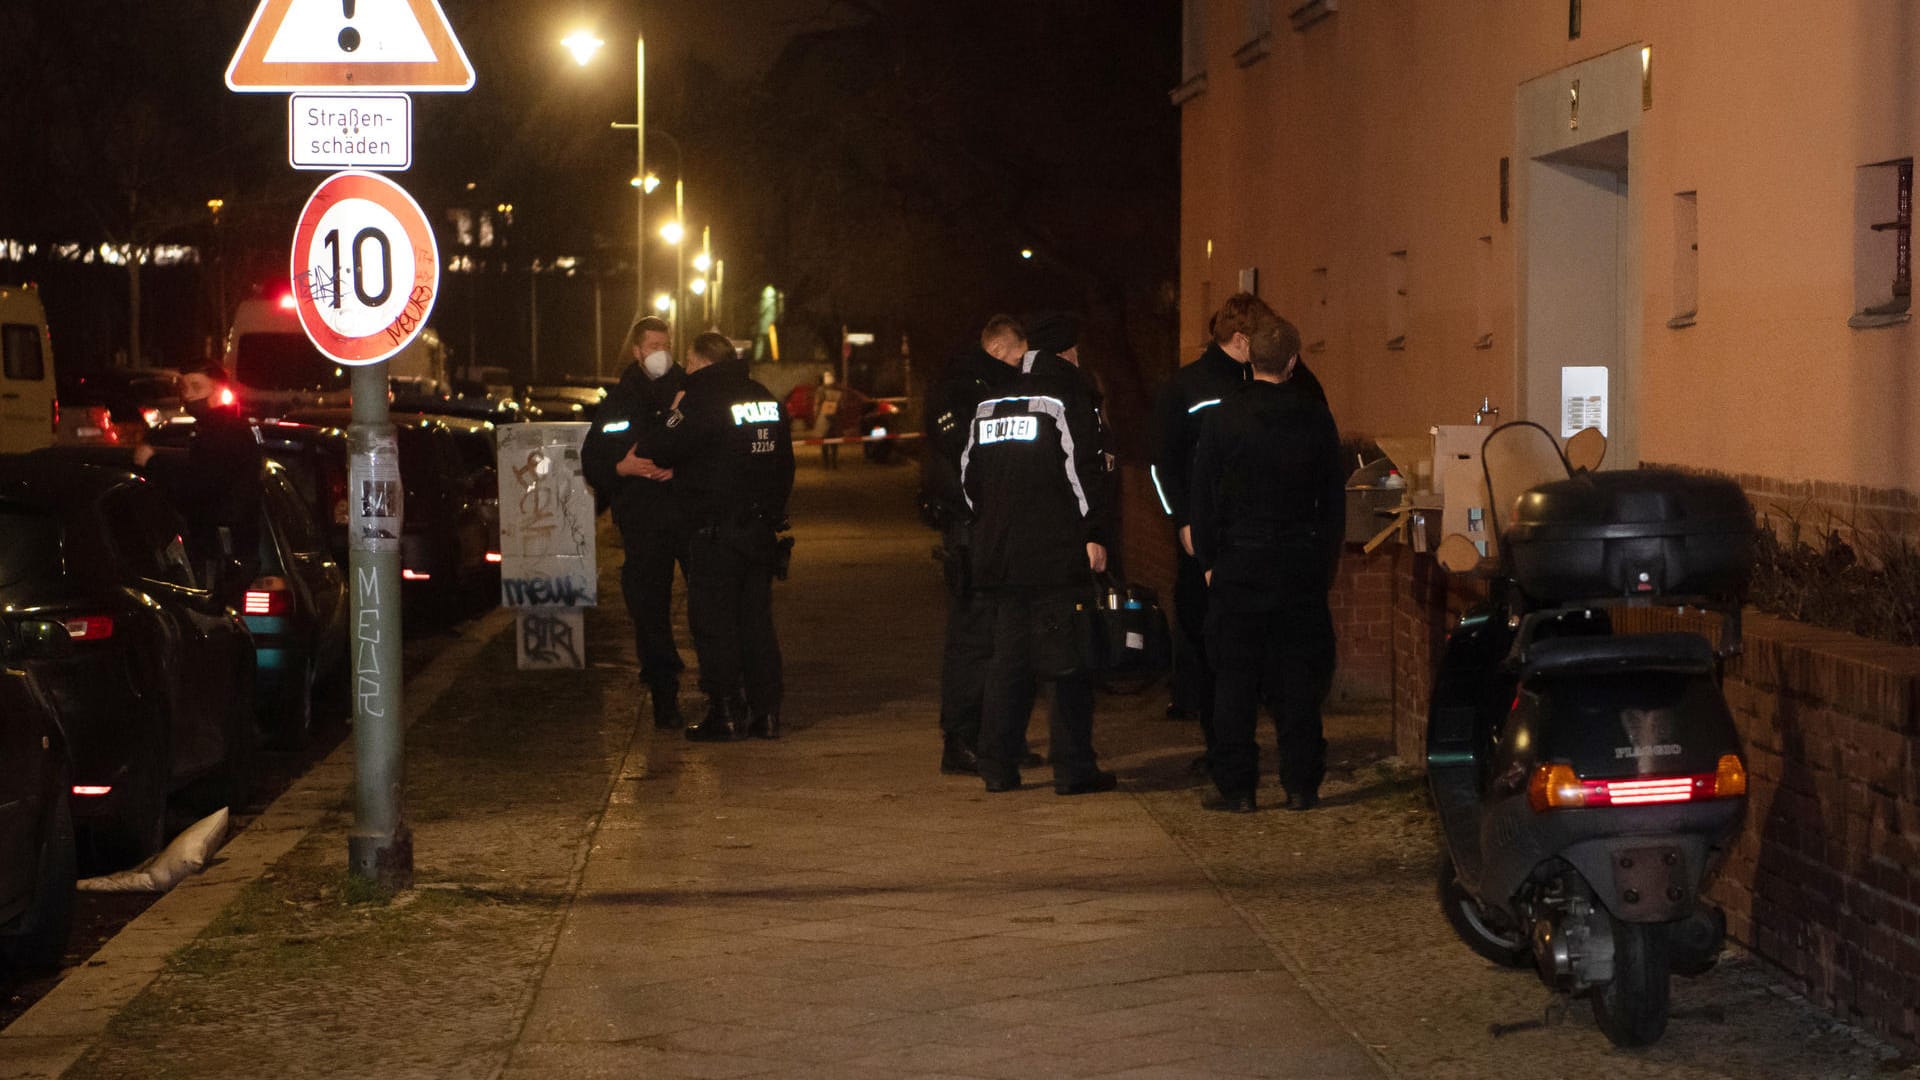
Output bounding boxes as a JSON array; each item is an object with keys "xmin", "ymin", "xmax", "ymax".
[{"xmin": 1522, "ymin": 632, "xmax": 1714, "ymax": 679}]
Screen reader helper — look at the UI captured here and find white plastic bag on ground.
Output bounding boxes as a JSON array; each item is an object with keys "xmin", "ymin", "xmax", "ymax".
[{"xmin": 77, "ymin": 807, "xmax": 230, "ymax": 893}]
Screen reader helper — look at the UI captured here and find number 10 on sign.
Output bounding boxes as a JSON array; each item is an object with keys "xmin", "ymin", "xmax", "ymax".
[{"xmin": 290, "ymin": 170, "xmax": 439, "ymax": 365}]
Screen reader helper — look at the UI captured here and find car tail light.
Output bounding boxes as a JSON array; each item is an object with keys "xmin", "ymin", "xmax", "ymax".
[
  {"xmin": 1528, "ymin": 755, "xmax": 1747, "ymax": 812},
  {"xmin": 328, "ymin": 471, "xmax": 349, "ymax": 526},
  {"xmin": 61, "ymin": 615, "xmax": 114, "ymax": 641},
  {"xmin": 71, "ymin": 785, "xmax": 112, "ymax": 797},
  {"xmin": 402, "ymin": 569, "xmax": 431, "ymax": 581},
  {"xmin": 243, "ymin": 576, "xmax": 292, "ymax": 616},
  {"xmin": 217, "ymin": 386, "xmax": 236, "ymax": 407}
]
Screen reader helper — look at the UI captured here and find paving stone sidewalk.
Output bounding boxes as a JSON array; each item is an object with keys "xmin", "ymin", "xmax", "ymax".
[{"xmin": 502, "ymin": 467, "xmax": 1386, "ymax": 1080}]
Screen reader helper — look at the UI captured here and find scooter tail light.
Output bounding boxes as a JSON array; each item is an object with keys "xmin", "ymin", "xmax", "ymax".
[
  {"xmin": 1713, "ymin": 754, "xmax": 1748, "ymax": 798},
  {"xmin": 1529, "ymin": 757, "xmax": 1750, "ymax": 813},
  {"xmin": 1528, "ymin": 763, "xmax": 1585, "ymax": 811},
  {"xmin": 243, "ymin": 577, "xmax": 292, "ymax": 616}
]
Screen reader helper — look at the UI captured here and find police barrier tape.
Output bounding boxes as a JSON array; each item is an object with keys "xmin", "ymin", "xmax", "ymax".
[{"xmin": 794, "ymin": 431, "xmax": 924, "ymax": 446}]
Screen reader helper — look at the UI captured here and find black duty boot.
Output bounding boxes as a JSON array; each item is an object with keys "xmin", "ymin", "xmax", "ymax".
[
  {"xmin": 940, "ymin": 737, "xmax": 980, "ymax": 775},
  {"xmin": 650, "ymin": 685, "xmax": 685, "ymax": 730},
  {"xmin": 685, "ymin": 697, "xmax": 741, "ymax": 742},
  {"xmin": 747, "ymin": 708, "xmax": 781, "ymax": 740}
]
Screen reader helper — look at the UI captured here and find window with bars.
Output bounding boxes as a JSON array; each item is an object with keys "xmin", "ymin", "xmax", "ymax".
[{"xmin": 1852, "ymin": 158, "xmax": 1912, "ymax": 326}]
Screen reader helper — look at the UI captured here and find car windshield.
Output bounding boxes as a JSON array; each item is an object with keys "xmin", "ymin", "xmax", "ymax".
[
  {"xmin": 234, "ymin": 333, "xmax": 351, "ymax": 393},
  {"xmin": 0, "ymin": 502, "xmax": 63, "ymax": 586}
]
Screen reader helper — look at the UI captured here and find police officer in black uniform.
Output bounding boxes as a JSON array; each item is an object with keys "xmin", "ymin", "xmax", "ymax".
[
  {"xmin": 133, "ymin": 360, "xmax": 263, "ymax": 585},
  {"xmin": 1152, "ymin": 293, "xmax": 1326, "ymax": 766},
  {"xmin": 922, "ymin": 314, "xmax": 1027, "ymax": 774},
  {"xmin": 583, "ymin": 316, "xmax": 690, "ymax": 729},
  {"xmin": 961, "ymin": 322, "xmax": 1116, "ymax": 795},
  {"xmin": 1188, "ymin": 311, "xmax": 1343, "ymax": 813},
  {"xmin": 643, "ymin": 331, "xmax": 795, "ymax": 742}
]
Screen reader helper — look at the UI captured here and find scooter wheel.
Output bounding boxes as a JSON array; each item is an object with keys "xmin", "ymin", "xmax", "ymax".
[
  {"xmin": 1592, "ymin": 916, "xmax": 1672, "ymax": 1048},
  {"xmin": 1436, "ymin": 854, "xmax": 1531, "ymax": 969}
]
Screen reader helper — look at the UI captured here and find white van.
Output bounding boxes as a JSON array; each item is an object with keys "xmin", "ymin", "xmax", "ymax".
[
  {"xmin": 223, "ymin": 293, "xmax": 446, "ymax": 416},
  {"xmin": 0, "ymin": 284, "xmax": 57, "ymax": 453}
]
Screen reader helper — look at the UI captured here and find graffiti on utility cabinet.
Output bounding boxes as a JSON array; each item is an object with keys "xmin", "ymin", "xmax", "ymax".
[
  {"xmin": 517, "ymin": 609, "xmax": 583, "ymax": 669},
  {"xmin": 497, "ymin": 422, "xmax": 596, "ymax": 670}
]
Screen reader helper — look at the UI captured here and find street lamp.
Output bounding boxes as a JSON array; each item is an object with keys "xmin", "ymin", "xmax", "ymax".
[
  {"xmin": 659, "ymin": 220, "xmax": 685, "ymax": 245},
  {"xmin": 566, "ymin": 29, "xmax": 647, "ymax": 322}
]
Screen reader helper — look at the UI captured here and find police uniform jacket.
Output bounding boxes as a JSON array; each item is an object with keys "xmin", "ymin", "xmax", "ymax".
[
  {"xmin": 643, "ymin": 357, "xmax": 795, "ymax": 529},
  {"xmin": 960, "ymin": 352, "xmax": 1109, "ymax": 590},
  {"xmin": 1188, "ymin": 377, "xmax": 1344, "ymax": 610},
  {"xmin": 921, "ymin": 346, "xmax": 1019, "ymax": 520},
  {"xmin": 1150, "ymin": 342, "xmax": 1248, "ymax": 529},
  {"xmin": 582, "ymin": 360, "xmax": 686, "ymax": 529}
]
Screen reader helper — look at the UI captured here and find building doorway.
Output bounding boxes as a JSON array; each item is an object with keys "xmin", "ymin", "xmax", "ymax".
[{"xmin": 1515, "ymin": 45, "xmax": 1646, "ymax": 465}]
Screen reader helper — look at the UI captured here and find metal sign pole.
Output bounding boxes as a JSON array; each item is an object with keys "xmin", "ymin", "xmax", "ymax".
[{"xmin": 347, "ymin": 360, "xmax": 411, "ymax": 887}]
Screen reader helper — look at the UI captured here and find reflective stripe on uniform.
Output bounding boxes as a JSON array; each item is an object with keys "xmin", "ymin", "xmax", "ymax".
[
  {"xmin": 1149, "ymin": 464, "xmax": 1173, "ymax": 516},
  {"xmin": 958, "ymin": 394, "xmax": 1088, "ymax": 517}
]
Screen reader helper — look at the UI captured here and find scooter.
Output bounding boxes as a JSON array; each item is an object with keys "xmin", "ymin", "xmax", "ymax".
[{"xmin": 1427, "ymin": 421, "xmax": 1755, "ymax": 1048}]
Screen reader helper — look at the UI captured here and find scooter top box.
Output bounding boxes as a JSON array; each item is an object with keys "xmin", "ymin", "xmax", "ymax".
[{"xmin": 1502, "ymin": 469, "xmax": 1753, "ymax": 604}]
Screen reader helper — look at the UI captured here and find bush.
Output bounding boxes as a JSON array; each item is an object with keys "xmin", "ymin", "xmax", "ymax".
[{"xmin": 1750, "ymin": 510, "xmax": 1920, "ymax": 647}]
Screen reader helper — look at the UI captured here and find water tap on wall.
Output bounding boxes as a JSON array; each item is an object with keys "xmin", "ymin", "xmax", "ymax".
[{"xmin": 1473, "ymin": 396, "xmax": 1501, "ymax": 426}]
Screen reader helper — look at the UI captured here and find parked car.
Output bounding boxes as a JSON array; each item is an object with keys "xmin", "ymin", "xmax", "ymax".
[
  {"xmin": 55, "ymin": 367, "xmax": 186, "ymax": 446},
  {"xmin": 522, "ymin": 384, "xmax": 605, "ymax": 423},
  {"xmin": 241, "ymin": 457, "xmax": 348, "ymax": 747},
  {"xmin": 0, "ymin": 629, "xmax": 76, "ymax": 970},
  {"xmin": 282, "ymin": 409, "xmax": 492, "ymax": 604},
  {"xmin": 132, "ymin": 431, "xmax": 350, "ymax": 745},
  {"xmin": 402, "ymin": 412, "xmax": 500, "ymax": 563},
  {"xmin": 0, "ymin": 454, "xmax": 256, "ymax": 865},
  {"xmin": 153, "ymin": 418, "xmax": 351, "ymax": 564},
  {"xmin": 394, "ymin": 387, "xmax": 528, "ymax": 426}
]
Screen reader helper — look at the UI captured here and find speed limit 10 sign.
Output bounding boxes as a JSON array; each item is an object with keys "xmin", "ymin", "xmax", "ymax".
[{"xmin": 290, "ymin": 170, "xmax": 439, "ymax": 365}]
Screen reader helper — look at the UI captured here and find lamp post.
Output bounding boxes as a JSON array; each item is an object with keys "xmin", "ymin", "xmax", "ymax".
[{"xmin": 564, "ymin": 29, "xmax": 647, "ymax": 328}]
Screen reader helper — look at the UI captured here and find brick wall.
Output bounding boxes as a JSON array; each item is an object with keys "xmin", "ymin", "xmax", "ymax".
[
  {"xmin": 1650, "ymin": 462, "xmax": 1920, "ymax": 557},
  {"xmin": 1386, "ymin": 564, "xmax": 1920, "ymax": 1051}
]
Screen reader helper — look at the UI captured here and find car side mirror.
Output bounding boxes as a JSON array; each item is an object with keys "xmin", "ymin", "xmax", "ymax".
[{"xmin": 10, "ymin": 619, "xmax": 74, "ymax": 661}]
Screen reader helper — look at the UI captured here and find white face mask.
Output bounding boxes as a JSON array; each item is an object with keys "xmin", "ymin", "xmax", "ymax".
[{"xmin": 642, "ymin": 350, "xmax": 673, "ymax": 379}]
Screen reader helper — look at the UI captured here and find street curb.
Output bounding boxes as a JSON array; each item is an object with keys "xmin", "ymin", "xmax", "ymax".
[
  {"xmin": 487, "ymin": 676, "xmax": 654, "ymax": 1080},
  {"xmin": 0, "ymin": 607, "xmax": 516, "ymax": 1080}
]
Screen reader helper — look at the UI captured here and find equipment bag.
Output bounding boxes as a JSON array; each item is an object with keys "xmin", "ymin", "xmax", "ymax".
[{"xmin": 1088, "ymin": 576, "xmax": 1172, "ymax": 689}]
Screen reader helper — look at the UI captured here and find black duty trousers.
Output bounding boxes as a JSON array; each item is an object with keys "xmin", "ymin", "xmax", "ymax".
[
  {"xmin": 617, "ymin": 511, "xmax": 687, "ymax": 693},
  {"xmin": 1173, "ymin": 546, "xmax": 1216, "ymax": 748},
  {"xmin": 939, "ymin": 586, "xmax": 995, "ymax": 745},
  {"xmin": 1205, "ymin": 597, "xmax": 1335, "ymax": 800},
  {"xmin": 977, "ymin": 586, "xmax": 1097, "ymax": 787},
  {"xmin": 685, "ymin": 526, "xmax": 782, "ymax": 715}
]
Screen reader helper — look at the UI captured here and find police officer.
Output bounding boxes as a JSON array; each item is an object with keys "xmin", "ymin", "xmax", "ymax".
[
  {"xmin": 1188, "ymin": 311, "xmax": 1343, "ymax": 813},
  {"xmin": 961, "ymin": 321, "xmax": 1116, "ymax": 795},
  {"xmin": 1151, "ymin": 293, "xmax": 1328, "ymax": 767},
  {"xmin": 921, "ymin": 315, "xmax": 1028, "ymax": 774},
  {"xmin": 643, "ymin": 331, "xmax": 795, "ymax": 741},
  {"xmin": 582, "ymin": 316, "xmax": 689, "ymax": 729},
  {"xmin": 133, "ymin": 360, "xmax": 263, "ymax": 585}
]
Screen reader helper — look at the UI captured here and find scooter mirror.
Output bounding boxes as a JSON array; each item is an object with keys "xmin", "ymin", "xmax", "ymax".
[
  {"xmin": 1565, "ymin": 426, "xmax": 1607, "ymax": 472},
  {"xmin": 1435, "ymin": 533, "xmax": 1483, "ymax": 574}
]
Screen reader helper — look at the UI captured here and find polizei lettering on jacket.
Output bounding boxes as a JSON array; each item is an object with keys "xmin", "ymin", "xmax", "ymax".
[
  {"xmin": 731, "ymin": 401, "xmax": 780, "ymax": 425},
  {"xmin": 977, "ymin": 415, "xmax": 1038, "ymax": 444}
]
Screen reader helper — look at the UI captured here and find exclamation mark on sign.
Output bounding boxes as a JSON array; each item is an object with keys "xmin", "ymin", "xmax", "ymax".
[{"xmin": 338, "ymin": 0, "xmax": 361, "ymax": 53}]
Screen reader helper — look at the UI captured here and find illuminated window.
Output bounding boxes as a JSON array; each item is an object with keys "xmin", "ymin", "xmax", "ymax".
[{"xmin": 1852, "ymin": 158, "xmax": 1912, "ymax": 327}]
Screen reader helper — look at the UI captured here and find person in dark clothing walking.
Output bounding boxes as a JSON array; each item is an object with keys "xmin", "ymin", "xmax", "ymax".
[
  {"xmin": 923, "ymin": 314, "xmax": 1027, "ymax": 775},
  {"xmin": 133, "ymin": 360, "xmax": 263, "ymax": 584},
  {"xmin": 642, "ymin": 332, "xmax": 795, "ymax": 742},
  {"xmin": 1188, "ymin": 311, "xmax": 1344, "ymax": 813},
  {"xmin": 961, "ymin": 323, "xmax": 1116, "ymax": 796},
  {"xmin": 582, "ymin": 316, "xmax": 690, "ymax": 729}
]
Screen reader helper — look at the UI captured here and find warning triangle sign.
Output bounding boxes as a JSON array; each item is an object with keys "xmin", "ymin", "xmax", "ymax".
[{"xmin": 226, "ymin": 0, "xmax": 474, "ymax": 92}]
